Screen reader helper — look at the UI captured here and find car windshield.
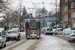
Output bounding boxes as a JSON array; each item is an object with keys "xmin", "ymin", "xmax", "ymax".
[
  {"xmin": 53, "ymin": 27, "xmax": 56, "ymax": 29},
  {"xmin": 57, "ymin": 26, "xmax": 62, "ymax": 28},
  {"xmin": 58, "ymin": 29, "xmax": 63, "ymax": 31},
  {"xmin": 0, "ymin": 32, "xmax": 1, "ymax": 36},
  {"xmin": 8, "ymin": 31, "xmax": 17, "ymax": 34},
  {"xmin": 47, "ymin": 29, "xmax": 52, "ymax": 31}
]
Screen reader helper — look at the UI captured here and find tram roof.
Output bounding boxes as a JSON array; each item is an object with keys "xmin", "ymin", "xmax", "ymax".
[{"xmin": 25, "ymin": 19, "xmax": 40, "ymax": 22}]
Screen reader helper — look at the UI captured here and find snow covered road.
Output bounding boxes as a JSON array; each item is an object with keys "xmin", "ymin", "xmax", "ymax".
[
  {"xmin": 11, "ymin": 35, "xmax": 75, "ymax": 50},
  {"xmin": 33, "ymin": 35, "xmax": 74, "ymax": 50}
]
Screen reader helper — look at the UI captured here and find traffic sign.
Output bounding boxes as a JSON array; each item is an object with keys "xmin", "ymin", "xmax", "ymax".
[{"xmin": 24, "ymin": 21, "xmax": 26, "ymax": 23}]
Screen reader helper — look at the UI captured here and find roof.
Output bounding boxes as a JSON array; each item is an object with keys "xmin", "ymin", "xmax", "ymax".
[
  {"xmin": 0, "ymin": 28, "xmax": 4, "ymax": 32},
  {"xmin": 25, "ymin": 19, "xmax": 39, "ymax": 22}
]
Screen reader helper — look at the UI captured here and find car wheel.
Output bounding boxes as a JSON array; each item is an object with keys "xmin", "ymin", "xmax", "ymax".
[
  {"xmin": 17, "ymin": 36, "xmax": 20, "ymax": 41},
  {"xmin": 1, "ymin": 42, "xmax": 4, "ymax": 48},
  {"xmin": 53, "ymin": 33, "xmax": 55, "ymax": 35},
  {"xmin": 37, "ymin": 38, "xmax": 40, "ymax": 39},
  {"xmin": 27, "ymin": 38, "xmax": 29, "ymax": 40},
  {"xmin": 4, "ymin": 42, "xmax": 6, "ymax": 47},
  {"xmin": 6, "ymin": 38, "xmax": 9, "ymax": 41}
]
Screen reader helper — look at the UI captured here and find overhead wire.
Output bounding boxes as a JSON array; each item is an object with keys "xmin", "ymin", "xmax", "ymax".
[{"xmin": 22, "ymin": 0, "xmax": 55, "ymax": 4}]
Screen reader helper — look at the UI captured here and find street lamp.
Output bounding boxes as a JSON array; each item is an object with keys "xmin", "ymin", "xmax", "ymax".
[
  {"xmin": 42, "ymin": 2, "xmax": 44, "ymax": 27},
  {"xmin": 28, "ymin": 8, "xmax": 34, "ymax": 18}
]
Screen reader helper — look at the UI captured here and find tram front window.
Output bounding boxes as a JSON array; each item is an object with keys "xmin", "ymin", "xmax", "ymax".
[{"xmin": 28, "ymin": 22, "xmax": 38, "ymax": 30}]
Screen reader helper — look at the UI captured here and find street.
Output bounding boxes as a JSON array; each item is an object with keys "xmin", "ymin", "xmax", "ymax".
[
  {"xmin": 0, "ymin": 0, "xmax": 75, "ymax": 50},
  {"xmin": 1, "ymin": 32, "xmax": 75, "ymax": 50}
]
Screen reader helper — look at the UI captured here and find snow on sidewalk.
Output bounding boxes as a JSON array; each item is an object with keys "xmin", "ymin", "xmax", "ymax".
[{"xmin": 34, "ymin": 35, "xmax": 74, "ymax": 50}]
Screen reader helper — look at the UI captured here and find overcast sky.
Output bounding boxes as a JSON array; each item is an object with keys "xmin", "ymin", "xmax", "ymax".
[{"xmin": 8, "ymin": 0, "xmax": 60, "ymax": 16}]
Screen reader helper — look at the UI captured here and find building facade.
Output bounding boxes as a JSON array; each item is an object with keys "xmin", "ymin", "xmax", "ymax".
[{"xmin": 60, "ymin": 0, "xmax": 75, "ymax": 29}]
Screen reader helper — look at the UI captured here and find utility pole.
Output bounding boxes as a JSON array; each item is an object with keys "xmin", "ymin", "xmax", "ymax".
[
  {"xmin": 6, "ymin": 0, "xmax": 9, "ymax": 30},
  {"xmin": 42, "ymin": 2, "xmax": 44, "ymax": 27},
  {"xmin": 20, "ymin": 0, "xmax": 22, "ymax": 29},
  {"xmin": 28, "ymin": 8, "xmax": 34, "ymax": 18},
  {"xmin": 56, "ymin": 0, "xmax": 57, "ymax": 28}
]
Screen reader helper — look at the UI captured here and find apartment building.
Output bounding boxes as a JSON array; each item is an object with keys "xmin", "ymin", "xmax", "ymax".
[{"xmin": 60, "ymin": 0, "xmax": 75, "ymax": 29}]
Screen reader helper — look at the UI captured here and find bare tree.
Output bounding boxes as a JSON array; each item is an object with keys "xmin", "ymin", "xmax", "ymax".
[{"xmin": 35, "ymin": 8, "xmax": 48, "ymax": 18}]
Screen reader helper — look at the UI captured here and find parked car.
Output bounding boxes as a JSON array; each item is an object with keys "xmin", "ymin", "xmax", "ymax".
[
  {"xmin": 41, "ymin": 27, "xmax": 46, "ymax": 33},
  {"xmin": 0, "ymin": 28, "xmax": 6, "ymax": 48},
  {"xmin": 6, "ymin": 29, "xmax": 20, "ymax": 41},
  {"xmin": 53, "ymin": 27, "xmax": 57, "ymax": 35},
  {"xmin": 56, "ymin": 28, "xmax": 63, "ymax": 35},
  {"xmin": 63, "ymin": 27, "xmax": 71, "ymax": 35},
  {"xmin": 69, "ymin": 30, "xmax": 75, "ymax": 42},
  {"xmin": 44, "ymin": 28, "xmax": 53, "ymax": 35}
]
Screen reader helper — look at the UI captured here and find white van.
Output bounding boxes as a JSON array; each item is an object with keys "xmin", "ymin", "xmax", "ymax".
[
  {"xmin": 0, "ymin": 28, "xmax": 6, "ymax": 48},
  {"xmin": 44, "ymin": 28, "xmax": 53, "ymax": 35}
]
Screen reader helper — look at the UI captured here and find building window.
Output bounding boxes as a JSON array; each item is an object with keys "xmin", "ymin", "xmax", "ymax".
[
  {"xmin": 65, "ymin": 0, "xmax": 68, "ymax": 2},
  {"xmin": 64, "ymin": 15, "xmax": 68, "ymax": 21},
  {"xmin": 71, "ymin": 2, "xmax": 75, "ymax": 9},
  {"xmin": 64, "ymin": 6, "xmax": 68, "ymax": 12},
  {"xmin": 71, "ymin": 12, "xmax": 75, "ymax": 18}
]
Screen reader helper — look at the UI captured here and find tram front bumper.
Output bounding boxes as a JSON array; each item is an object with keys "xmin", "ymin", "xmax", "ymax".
[{"xmin": 27, "ymin": 34, "xmax": 40, "ymax": 38}]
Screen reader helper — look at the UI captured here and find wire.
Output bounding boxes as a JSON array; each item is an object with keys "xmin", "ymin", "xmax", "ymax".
[
  {"xmin": 31, "ymin": 0, "xmax": 38, "ymax": 10},
  {"xmin": 22, "ymin": 0, "xmax": 55, "ymax": 4}
]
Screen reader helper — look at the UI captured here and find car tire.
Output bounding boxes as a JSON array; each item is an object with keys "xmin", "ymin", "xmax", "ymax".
[
  {"xmin": 27, "ymin": 38, "xmax": 29, "ymax": 40},
  {"xmin": 37, "ymin": 38, "xmax": 40, "ymax": 39},
  {"xmin": 53, "ymin": 33, "xmax": 55, "ymax": 35},
  {"xmin": 17, "ymin": 36, "xmax": 20, "ymax": 41},
  {"xmin": 4, "ymin": 42, "xmax": 6, "ymax": 47},
  {"xmin": 6, "ymin": 38, "xmax": 9, "ymax": 41},
  {"xmin": 1, "ymin": 42, "xmax": 4, "ymax": 48}
]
